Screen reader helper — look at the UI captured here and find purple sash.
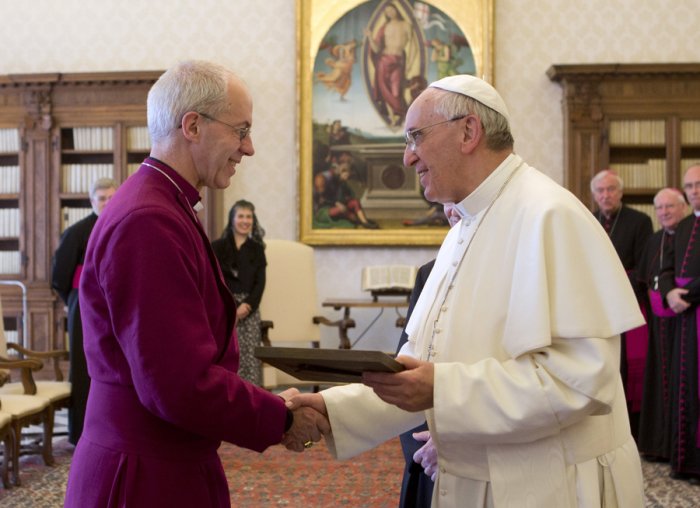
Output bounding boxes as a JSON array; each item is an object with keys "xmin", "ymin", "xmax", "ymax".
[
  {"xmin": 625, "ymin": 303, "xmax": 648, "ymax": 412},
  {"xmin": 624, "ymin": 270, "xmax": 648, "ymax": 412}
]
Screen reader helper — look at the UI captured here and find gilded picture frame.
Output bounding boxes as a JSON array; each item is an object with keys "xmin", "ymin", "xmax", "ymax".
[{"xmin": 297, "ymin": 0, "xmax": 495, "ymax": 245}]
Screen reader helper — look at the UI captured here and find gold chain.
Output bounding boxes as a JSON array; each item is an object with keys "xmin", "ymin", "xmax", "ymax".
[{"xmin": 425, "ymin": 160, "xmax": 524, "ymax": 361}]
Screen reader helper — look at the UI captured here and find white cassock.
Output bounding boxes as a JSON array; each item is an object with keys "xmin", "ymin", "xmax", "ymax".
[{"xmin": 321, "ymin": 154, "xmax": 646, "ymax": 508}]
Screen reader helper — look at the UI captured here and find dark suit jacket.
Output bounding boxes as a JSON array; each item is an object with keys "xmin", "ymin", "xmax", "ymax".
[{"xmin": 397, "ymin": 260, "xmax": 435, "ymax": 508}]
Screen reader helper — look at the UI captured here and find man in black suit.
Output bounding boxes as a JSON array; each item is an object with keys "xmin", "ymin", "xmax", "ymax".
[{"xmin": 591, "ymin": 169, "xmax": 653, "ymax": 438}]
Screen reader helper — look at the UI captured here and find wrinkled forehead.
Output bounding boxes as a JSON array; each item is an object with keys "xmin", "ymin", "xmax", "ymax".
[
  {"xmin": 684, "ymin": 166, "xmax": 700, "ymax": 184},
  {"xmin": 594, "ymin": 175, "xmax": 620, "ymax": 189},
  {"xmin": 405, "ymin": 89, "xmax": 440, "ymax": 130}
]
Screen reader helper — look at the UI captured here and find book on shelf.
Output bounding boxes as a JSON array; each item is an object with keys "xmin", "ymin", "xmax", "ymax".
[
  {"xmin": 127, "ymin": 126, "xmax": 151, "ymax": 150},
  {"xmin": 682, "ymin": 159, "xmax": 700, "ymax": 172},
  {"xmin": 0, "ymin": 166, "xmax": 20, "ymax": 194},
  {"xmin": 4, "ymin": 330, "xmax": 18, "ymax": 345},
  {"xmin": 71, "ymin": 127, "xmax": 114, "ymax": 151},
  {"xmin": 62, "ymin": 164, "xmax": 114, "ymax": 193},
  {"xmin": 0, "ymin": 128, "xmax": 19, "ymax": 153},
  {"xmin": 609, "ymin": 159, "xmax": 666, "ymax": 189},
  {"xmin": 609, "ymin": 120, "xmax": 665, "ymax": 146},
  {"xmin": 681, "ymin": 120, "xmax": 700, "ymax": 145},
  {"xmin": 362, "ymin": 265, "xmax": 417, "ymax": 292},
  {"xmin": 0, "ymin": 251, "xmax": 20, "ymax": 274},
  {"xmin": 62, "ymin": 207, "xmax": 93, "ymax": 232},
  {"xmin": 0, "ymin": 209, "xmax": 20, "ymax": 238},
  {"xmin": 127, "ymin": 163, "xmax": 141, "ymax": 177}
]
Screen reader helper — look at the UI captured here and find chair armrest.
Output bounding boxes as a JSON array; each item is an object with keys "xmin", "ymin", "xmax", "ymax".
[
  {"xmin": 261, "ymin": 320, "xmax": 274, "ymax": 347},
  {"xmin": 7, "ymin": 344, "xmax": 68, "ymax": 381},
  {"xmin": 312, "ymin": 316, "xmax": 356, "ymax": 329},
  {"xmin": 313, "ymin": 316, "xmax": 356, "ymax": 349},
  {"xmin": 7, "ymin": 344, "xmax": 68, "ymax": 360},
  {"xmin": 0, "ymin": 355, "xmax": 43, "ymax": 395}
]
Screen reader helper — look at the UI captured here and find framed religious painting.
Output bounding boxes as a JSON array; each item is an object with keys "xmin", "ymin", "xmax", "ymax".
[{"xmin": 297, "ymin": 0, "xmax": 494, "ymax": 246}]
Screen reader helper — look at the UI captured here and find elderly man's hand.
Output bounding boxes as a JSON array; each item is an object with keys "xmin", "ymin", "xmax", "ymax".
[
  {"xmin": 412, "ymin": 431, "xmax": 438, "ymax": 481},
  {"xmin": 362, "ymin": 355, "xmax": 434, "ymax": 412},
  {"xmin": 668, "ymin": 288, "xmax": 691, "ymax": 314},
  {"xmin": 281, "ymin": 393, "xmax": 331, "ymax": 452}
]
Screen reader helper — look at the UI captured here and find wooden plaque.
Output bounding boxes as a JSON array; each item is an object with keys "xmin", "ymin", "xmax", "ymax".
[{"xmin": 254, "ymin": 346, "xmax": 405, "ymax": 383}]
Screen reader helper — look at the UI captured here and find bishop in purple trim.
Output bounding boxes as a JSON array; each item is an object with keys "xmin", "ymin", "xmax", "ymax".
[
  {"xmin": 591, "ymin": 169, "xmax": 653, "ymax": 438},
  {"xmin": 635, "ymin": 188, "xmax": 687, "ymax": 462},
  {"xmin": 64, "ymin": 61, "xmax": 330, "ymax": 508},
  {"xmin": 659, "ymin": 165, "xmax": 700, "ymax": 485}
]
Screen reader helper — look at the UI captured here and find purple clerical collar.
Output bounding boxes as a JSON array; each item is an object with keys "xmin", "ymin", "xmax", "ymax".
[{"xmin": 144, "ymin": 157, "xmax": 202, "ymax": 210}]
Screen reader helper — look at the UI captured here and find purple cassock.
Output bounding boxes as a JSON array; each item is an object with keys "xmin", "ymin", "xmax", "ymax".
[{"xmin": 64, "ymin": 158, "xmax": 287, "ymax": 508}]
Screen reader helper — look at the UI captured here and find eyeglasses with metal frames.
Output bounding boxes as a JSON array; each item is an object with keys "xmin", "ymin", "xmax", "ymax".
[
  {"xmin": 178, "ymin": 112, "xmax": 251, "ymax": 141},
  {"xmin": 199, "ymin": 113, "xmax": 251, "ymax": 141},
  {"xmin": 404, "ymin": 115, "xmax": 467, "ymax": 151}
]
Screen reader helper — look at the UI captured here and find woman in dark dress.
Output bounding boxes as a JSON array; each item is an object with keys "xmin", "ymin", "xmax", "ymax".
[{"xmin": 211, "ymin": 200, "xmax": 266, "ymax": 386}]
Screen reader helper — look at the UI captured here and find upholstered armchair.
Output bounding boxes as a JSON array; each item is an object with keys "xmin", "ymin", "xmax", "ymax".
[{"xmin": 258, "ymin": 239, "xmax": 349, "ymax": 390}]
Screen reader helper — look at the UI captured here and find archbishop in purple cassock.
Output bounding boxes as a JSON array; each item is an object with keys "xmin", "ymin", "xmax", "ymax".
[{"xmin": 64, "ymin": 61, "xmax": 328, "ymax": 508}]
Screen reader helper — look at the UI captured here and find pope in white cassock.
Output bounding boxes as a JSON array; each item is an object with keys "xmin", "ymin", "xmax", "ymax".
[{"xmin": 285, "ymin": 75, "xmax": 646, "ymax": 507}]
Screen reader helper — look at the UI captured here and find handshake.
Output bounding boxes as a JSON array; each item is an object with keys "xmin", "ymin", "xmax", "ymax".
[{"xmin": 278, "ymin": 389, "xmax": 331, "ymax": 452}]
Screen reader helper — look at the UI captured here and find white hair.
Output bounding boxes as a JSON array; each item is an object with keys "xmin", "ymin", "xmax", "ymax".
[
  {"xmin": 89, "ymin": 177, "xmax": 118, "ymax": 199},
  {"xmin": 590, "ymin": 170, "xmax": 623, "ymax": 192},
  {"xmin": 430, "ymin": 88, "xmax": 514, "ymax": 152},
  {"xmin": 654, "ymin": 188, "xmax": 686, "ymax": 206},
  {"xmin": 147, "ymin": 60, "xmax": 239, "ymax": 144}
]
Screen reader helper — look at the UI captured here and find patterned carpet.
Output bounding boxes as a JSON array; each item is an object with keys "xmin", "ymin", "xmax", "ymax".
[{"xmin": 0, "ymin": 437, "xmax": 698, "ymax": 507}]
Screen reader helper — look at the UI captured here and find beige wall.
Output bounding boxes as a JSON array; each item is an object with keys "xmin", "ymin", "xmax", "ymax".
[{"xmin": 1, "ymin": 0, "xmax": 698, "ymax": 350}]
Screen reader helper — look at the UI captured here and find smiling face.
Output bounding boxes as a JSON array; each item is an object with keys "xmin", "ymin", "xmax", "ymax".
[
  {"xmin": 403, "ymin": 90, "xmax": 468, "ymax": 204},
  {"xmin": 193, "ymin": 77, "xmax": 255, "ymax": 190},
  {"xmin": 232, "ymin": 206, "xmax": 254, "ymax": 236},
  {"xmin": 592, "ymin": 174, "xmax": 623, "ymax": 215},
  {"xmin": 654, "ymin": 190, "xmax": 687, "ymax": 231}
]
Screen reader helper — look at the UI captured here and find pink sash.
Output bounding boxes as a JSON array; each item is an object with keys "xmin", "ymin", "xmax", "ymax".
[
  {"xmin": 625, "ymin": 304, "xmax": 648, "ymax": 412},
  {"xmin": 623, "ymin": 269, "xmax": 648, "ymax": 412},
  {"xmin": 72, "ymin": 265, "xmax": 83, "ymax": 289}
]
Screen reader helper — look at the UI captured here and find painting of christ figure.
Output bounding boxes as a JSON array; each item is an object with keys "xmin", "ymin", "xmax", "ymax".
[{"xmin": 302, "ymin": 0, "xmax": 492, "ymax": 244}]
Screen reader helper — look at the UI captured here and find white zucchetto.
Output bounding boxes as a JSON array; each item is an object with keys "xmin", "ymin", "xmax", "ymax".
[{"xmin": 429, "ymin": 75, "xmax": 510, "ymax": 125}]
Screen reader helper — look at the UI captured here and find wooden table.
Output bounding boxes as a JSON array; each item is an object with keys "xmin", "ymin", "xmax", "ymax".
[{"xmin": 322, "ymin": 298, "xmax": 410, "ymax": 349}]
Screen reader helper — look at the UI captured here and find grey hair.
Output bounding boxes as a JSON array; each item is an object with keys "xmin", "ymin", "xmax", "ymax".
[
  {"xmin": 430, "ymin": 88, "xmax": 514, "ymax": 152},
  {"xmin": 147, "ymin": 60, "xmax": 239, "ymax": 144},
  {"xmin": 654, "ymin": 188, "xmax": 687, "ymax": 206},
  {"xmin": 590, "ymin": 170, "xmax": 624, "ymax": 192},
  {"xmin": 89, "ymin": 177, "xmax": 118, "ymax": 199}
]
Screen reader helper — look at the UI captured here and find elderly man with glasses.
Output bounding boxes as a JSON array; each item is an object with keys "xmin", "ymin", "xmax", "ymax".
[
  {"xmin": 64, "ymin": 61, "xmax": 330, "ymax": 508},
  {"xmin": 287, "ymin": 75, "xmax": 645, "ymax": 507}
]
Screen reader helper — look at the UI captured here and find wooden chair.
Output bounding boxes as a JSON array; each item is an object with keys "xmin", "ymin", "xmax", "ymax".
[
  {"xmin": 0, "ymin": 355, "xmax": 49, "ymax": 486},
  {"xmin": 0, "ymin": 409, "xmax": 13, "ymax": 488},
  {"xmin": 0, "ymin": 294, "xmax": 68, "ymax": 485},
  {"xmin": 258, "ymin": 239, "xmax": 348, "ymax": 390}
]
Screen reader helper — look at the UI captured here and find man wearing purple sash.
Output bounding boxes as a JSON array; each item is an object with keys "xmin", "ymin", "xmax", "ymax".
[
  {"xmin": 659, "ymin": 165, "xmax": 700, "ymax": 485},
  {"xmin": 64, "ymin": 61, "xmax": 329, "ymax": 508},
  {"xmin": 591, "ymin": 170, "xmax": 653, "ymax": 438},
  {"xmin": 636, "ymin": 188, "xmax": 687, "ymax": 462}
]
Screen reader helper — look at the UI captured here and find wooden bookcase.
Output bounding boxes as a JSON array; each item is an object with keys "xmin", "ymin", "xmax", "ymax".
[
  {"xmin": 0, "ymin": 71, "xmax": 223, "ymax": 375},
  {"xmin": 547, "ymin": 63, "xmax": 700, "ymax": 229}
]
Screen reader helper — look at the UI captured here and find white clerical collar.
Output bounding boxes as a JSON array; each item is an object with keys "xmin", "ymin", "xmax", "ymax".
[
  {"xmin": 694, "ymin": 210, "xmax": 700, "ymax": 217},
  {"xmin": 453, "ymin": 153, "xmax": 521, "ymax": 219}
]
